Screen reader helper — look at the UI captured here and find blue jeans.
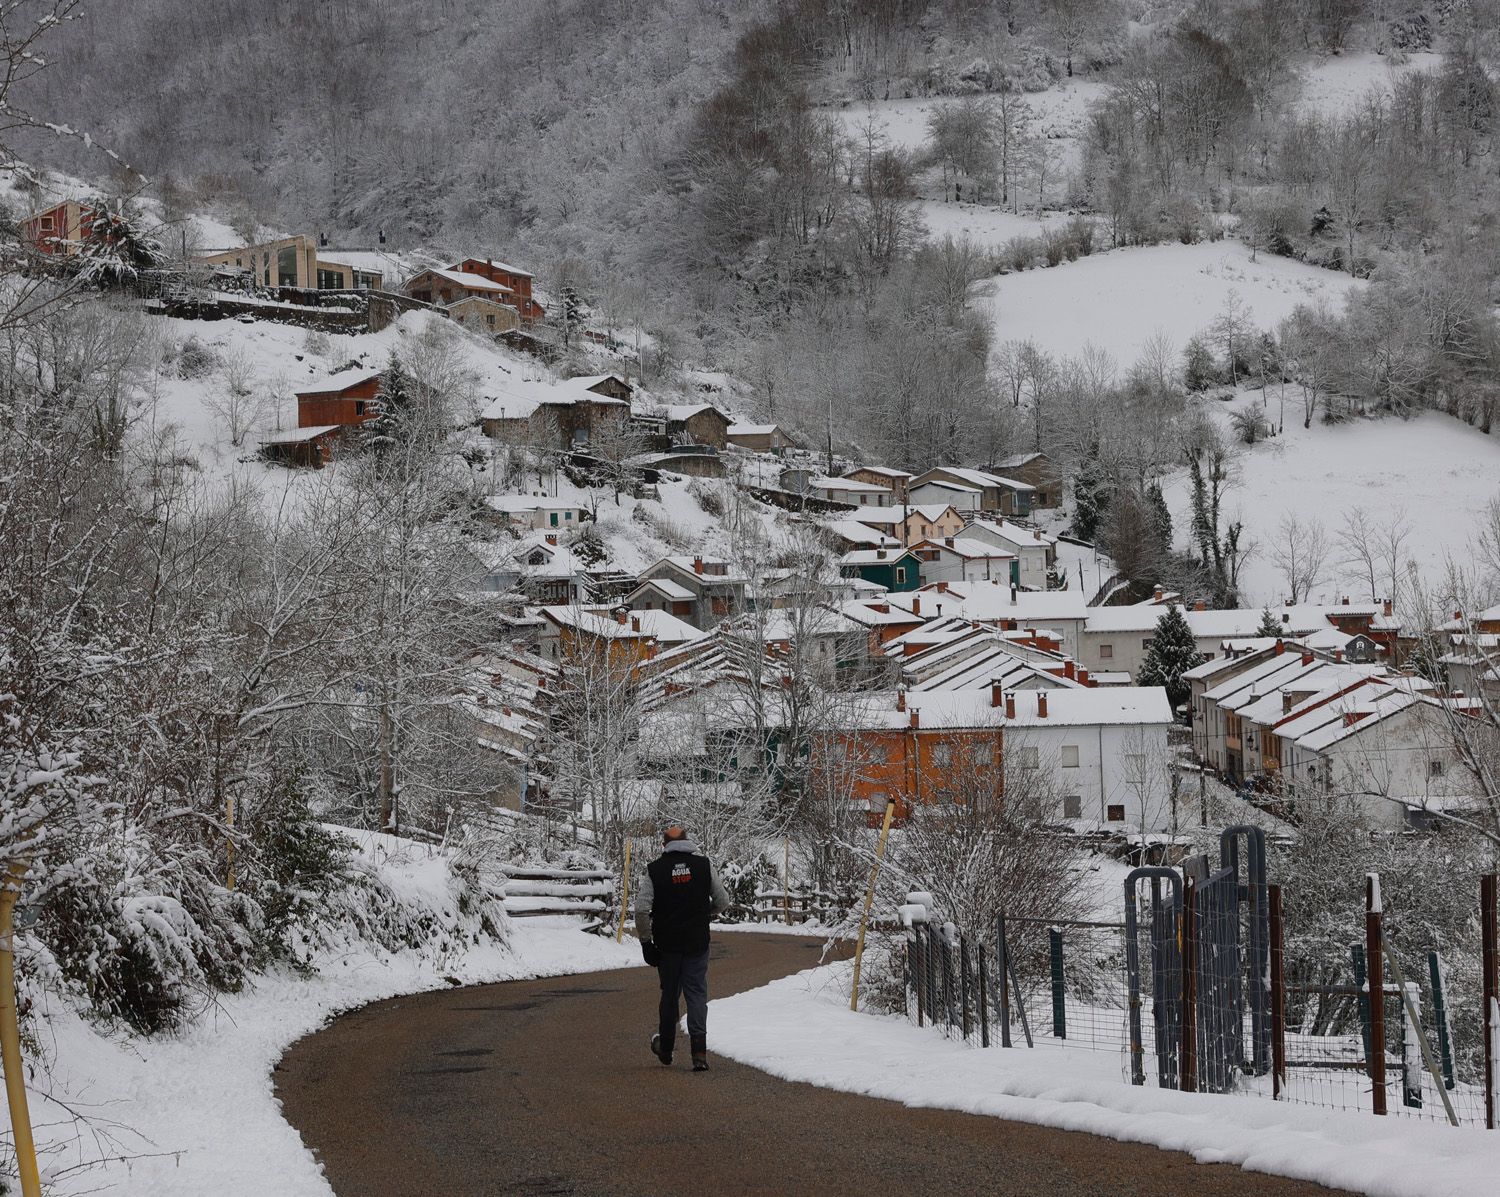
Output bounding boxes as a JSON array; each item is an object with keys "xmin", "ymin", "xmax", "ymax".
[{"xmin": 657, "ymin": 946, "xmax": 709, "ymax": 1050}]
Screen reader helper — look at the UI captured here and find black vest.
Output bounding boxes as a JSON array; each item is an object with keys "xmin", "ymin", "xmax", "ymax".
[{"xmin": 647, "ymin": 851, "xmax": 713, "ymax": 954}]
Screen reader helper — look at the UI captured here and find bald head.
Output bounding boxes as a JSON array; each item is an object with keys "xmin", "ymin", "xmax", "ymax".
[{"xmin": 662, "ymin": 825, "xmax": 687, "ymax": 845}]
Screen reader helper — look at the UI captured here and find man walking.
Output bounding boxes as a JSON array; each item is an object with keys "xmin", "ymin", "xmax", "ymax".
[{"xmin": 636, "ymin": 824, "xmax": 730, "ymax": 1071}]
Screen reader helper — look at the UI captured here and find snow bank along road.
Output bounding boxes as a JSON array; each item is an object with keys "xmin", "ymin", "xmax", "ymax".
[{"xmin": 276, "ymin": 933, "xmax": 1345, "ymax": 1197}]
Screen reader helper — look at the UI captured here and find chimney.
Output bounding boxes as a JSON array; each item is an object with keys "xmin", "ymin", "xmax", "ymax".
[
  {"xmin": 1282, "ymin": 693, "xmax": 1294, "ymax": 714},
  {"xmin": 1341, "ymin": 595, "xmax": 1350, "ymax": 606},
  {"xmin": 537, "ymin": 676, "xmax": 546, "ymax": 689},
  {"xmin": 630, "ymin": 615, "xmax": 640, "ymax": 632},
  {"xmin": 1274, "ymin": 639, "xmax": 1285, "ymax": 655},
  {"xmin": 1334, "ymin": 649, "xmax": 1344, "ymax": 662},
  {"xmin": 694, "ymin": 556, "xmax": 704, "ymax": 575},
  {"xmin": 1037, "ymin": 692, "xmax": 1048, "ymax": 718},
  {"xmin": 378, "ymin": 228, "xmax": 386, "ymax": 245},
  {"xmin": 1301, "ymin": 651, "xmax": 1314, "ymax": 666},
  {"xmin": 1383, "ymin": 598, "xmax": 1393, "ymax": 617},
  {"xmin": 1064, "ymin": 660, "xmax": 1076, "ymax": 680},
  {"xmin": 936, "ymin": 580, "xmax": 948, "ymax": 593},
  {"xmin": 1078, "ymin": 667, "xmax": 1090, "ymax": 686},
  {"xmin": 991, "ymin": 681, "xmax": 1003, "ymax": 707},
  {"xmin": 936, "ymin": 603, "xmax": 943, "ymax": 617},
  {"xmin": 896, "ymin": 688, "xmax": 906, "ymax": 712},
  {"xmin": 1454, "ymin": 609, "xmax": 1463, "ymax": 622},
  {"xmin": 1281, "ymin": 613, "xmax": 1290, "ymax": 624},
  {"xmin": 545, "ymin": 534, "xmax": 558, "ymax": 546},
  {"xmin": 1194, "ymin": 600, "xmax": 1206, "ymax": 612},
  {"xmin": 1153, "ymin": 584, "xmax": 1164, "ymax": 602},
  {"xmin": 1010, "ymin": 582, "xmax": 1018, "ymax": 602},
  {"xmin": 912, "ymin": 596, "xmax": 921, "ymax": 616},
  {"xmin": 945, "ymin": 536, "xmax": 955, "ymax": 547},
  {"xmin": 1343, "ymin": 711, "xmax": 1359, "ymax": 727},
  {"xmin": 910, "ymin": 710, "xmax": 920, "ymax": 728},
  {"xmin": 1004, "ymin": 692, "xmax": 1015, "ymax": 718},
  {"xmin": 614, "ymin": 609, "xmax": 627, "ymax": 625},
  {"xmin": 646, "ymin": 639, "xmax": 659, "ymax": 659}
]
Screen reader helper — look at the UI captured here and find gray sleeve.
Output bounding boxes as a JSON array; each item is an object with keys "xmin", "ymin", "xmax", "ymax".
[
  {"xmin": 709, "ymin": 863, "xmax": 731, "ymax": 917},
  {"xmin": 634, "ymin": 866, "xmax": 655, "ymax": 941}
]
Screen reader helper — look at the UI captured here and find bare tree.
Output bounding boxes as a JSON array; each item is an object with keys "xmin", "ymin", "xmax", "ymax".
[{"xmin": 1269, "ymin": 511, "xmax": 1331, "ymax": 604}]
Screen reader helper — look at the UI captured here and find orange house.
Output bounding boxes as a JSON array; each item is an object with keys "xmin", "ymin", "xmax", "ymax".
[
  {"xmin": 452, "ymin": 258, "xmax": 546, "ymax": 324},
  {"xmin": 295, "ymin": 368, "xmax": 383, "ymax": 428},
  {"xmin": 814, "ymin": 687, "xmax": 1007, "ymax": 822}
]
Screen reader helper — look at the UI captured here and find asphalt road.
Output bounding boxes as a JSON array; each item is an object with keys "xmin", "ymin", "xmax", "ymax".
[{"xmin": 275, "ymin": 932, "xmax": 1345, "ymax": 1197}]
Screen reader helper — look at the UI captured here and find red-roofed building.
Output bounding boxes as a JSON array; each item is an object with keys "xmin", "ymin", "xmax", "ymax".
[
  {"xmin": 295, "ymin": 368, "xmax": 383, "ymax": 428},
  {"xmin": 452, "ymin": 258, "xmax": 546, "ymax": 324},
  {"xmin": 20, "ymin": 199, "xmax": 94, "ymax": 257}
]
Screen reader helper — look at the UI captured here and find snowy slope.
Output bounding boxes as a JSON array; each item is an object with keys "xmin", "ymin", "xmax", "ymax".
[
  {"xmin": 1160, "ymin": 393, "xmax": 1500, "ymax": 608},
  {"xmin": 16, "ymin": 830, "xmax": 640, "ymax": 1197},
  {"xmin": 985, "ymin": 241, "xmax": 1361, "ymax": 365},
  {"xmin": 1294, "ymin": 52, "xmax": 1443, "ymax": 119}
]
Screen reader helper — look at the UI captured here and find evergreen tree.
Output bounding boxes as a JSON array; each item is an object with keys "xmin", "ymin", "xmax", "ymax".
[
  {"xmin": 361, "ymin": 353, "xmax": 413, "ymax": 456},
  {"xmin": 1255, "ymin": 607, "xmax": 1281, "ymax": 638},
  {"xmin": 561, "ymin": 284, "xmax": 586, "ymax": 346},
  {"xmin": 75, "ymin": 197, "xmax": 166, "ymax": 288},
  {"xmin": 1146, "ymin": 482, "xmax": 1172, "ymax": 552},
  {"xmin": 1137, "ymin": 604, "xmax": 1202, "ymax": 713},
  {"xmin": 1071, "ymin": 450, "xmax": 1108, "ymax": 541},
  {"xmin": 1183, "ymin": 336, "xmax": 1217, "ymax": 391}
]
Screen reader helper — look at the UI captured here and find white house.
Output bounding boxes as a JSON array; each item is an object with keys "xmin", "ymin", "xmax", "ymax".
[
  {"xmin": 907, "ymin": 478, "xmax": 982, "ymax": 514},
  {"xmin": 910, "ymin": 536, "xmax": 1017, "ymax": 586},
  {"xmin": 812, "ymin": 476, "xmax": 894, "ymax": 507},
  {"xmin": 962, "ymin": 518, "xmax": 1056, "ymax": 590},
  {"xmin": 484, "ymin": 493, "xmax": 591, "ymax": 531}
]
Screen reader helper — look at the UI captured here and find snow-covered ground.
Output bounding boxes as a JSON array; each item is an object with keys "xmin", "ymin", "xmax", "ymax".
[
  {"xmin": 917, "ymin": 199, "xmax": 1050, "ymax": 249},
  {"xmin": 1160, "ymin": 392, "xmax": 1500, "ymax": 607},
  {"xmin": 16, "ymin": 831, "xmax": 641, "ymax": 1196},
  {"xmin": 714, "ymin": 962, "xmax": 1500, "ymax": 1197},
  {"xmin": 1294, "ymin": 52, "xmax": 1443, "ymax": 119},
  {"xmin": 985, "ymin": 240, "xmax": 1361, "ymax": 366}
]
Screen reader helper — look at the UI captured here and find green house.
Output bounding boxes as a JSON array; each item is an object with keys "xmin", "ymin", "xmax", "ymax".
[{"xmin": 839, "ymin": 547, "xmax": 921, "ymax": 592}]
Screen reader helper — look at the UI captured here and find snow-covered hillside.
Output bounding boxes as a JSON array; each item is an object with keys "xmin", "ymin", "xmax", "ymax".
[
  {"xmin": 1161, "ymin": 391, "xmax": 1500, "ymax": 607},
  {"xmin": 1294, "ymin": 51, "xmax": 1444, "ymax": 118},
  {"xmin": 985, "ymin": 241, "xmax": 1361, "ymax": 365}
]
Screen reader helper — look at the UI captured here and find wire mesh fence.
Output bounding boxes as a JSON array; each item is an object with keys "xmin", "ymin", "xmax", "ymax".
[{"xmin": 898, "ymin": 849, "xmax": 1500, "ymax": 1134}]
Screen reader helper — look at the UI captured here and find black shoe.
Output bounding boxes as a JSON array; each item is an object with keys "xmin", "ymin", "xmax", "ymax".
[
  {"xmin": 650, "ymin": 1034, "xmax": 673, "ymax": 1066},
  {"xmin": 690, "ymin": 1033, "xmax": 708, "ymax": 1071}
]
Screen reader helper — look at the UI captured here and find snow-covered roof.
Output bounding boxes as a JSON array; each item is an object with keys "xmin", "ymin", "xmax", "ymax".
[
  {"xmin": 479, "ymin": 374, "xmax": 629, "ymax": 421},
  {"xmin": 654, "ymin": 403, "xmax": 725, "ymax": 422},
  {"xmin": 416, "ymin": 267, "xmax": 513, "ymax": 294},
  {"xmin": 887, "ymin": 581, "xmax": 1090, "ymax": 624},
  {"xmin": 920, "ymin": 466, "xmax": 1033, "ymax": 493},
  {"xmin": 631, "ymin": 577, "xmax": 695, "ymax": 601},
  {"xmin": 910, "ymin": 479, "xmax": 982, "ymax": 495},
  {"xmin": 484, "ymin": 494, "xmax": 586, "ymax": 514},
  {"xmin": 994, "ymin": 451, "xmax": 1048, "ymax": 469},
  {"xmin": 836, "ymin": 686, "xmax": 1171, "ymax": 730},
  {"xmin": 452, "ymin": 257, "xmax": 532, "ymax": 278},
  {"xmin": 814, "ymin": 476, "xmax": 891, "ymax": 494},
  {"xmin": 840, "ymin": 547, "xmax": 918, "ymax": 566},
  {"xmin": 965, "ymin": 518, "xmax": 1054, "ymax": 549},
  {"xmin": 843, "ymin": 508, "xmax": 905, "ymax": 528},
  {"xmin": 258, "ymin": 424, "xmax": 343, "ymax": 443},
  {"xmin": 728, "ymin": 424, "xmax": 783, "ymax": 435},
  {"xmin": 912, "ymin": 536, "xmax": 1016, "ymax": 561},
  {"xmin": 824, "ymin": 520, "xmax": 901, "ymax": 548},
  {"xmin": 296, "ymin": 365, "xmax": 383, "ymax": 396}
]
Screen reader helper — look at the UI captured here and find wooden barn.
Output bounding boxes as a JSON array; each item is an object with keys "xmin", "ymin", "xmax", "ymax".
[
  {"xmin": 295, "ymin": 367, "xmax": 383, "ymax": 428},
  {"xmin": 259, "ymin": 425, "xmax": 343, "ymax": 468}
]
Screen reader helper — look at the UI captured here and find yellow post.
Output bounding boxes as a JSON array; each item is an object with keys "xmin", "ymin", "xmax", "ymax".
[
  {"xmin": 0, "ymin": 858, "xmax": 42, "ymax": 1197},
  {"xmin": 615, "ymin": 837, "xmax": 632, "ymax": 943},
  {"xmin": 849, "ymin": 800, "xmax": 897, "ymax": 1013}
]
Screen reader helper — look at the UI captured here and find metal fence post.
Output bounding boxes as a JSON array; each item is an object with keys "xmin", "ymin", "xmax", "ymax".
[
  {"xmin": 1270, "ymin": 884, "xmax": 1286, "ymax": 1100},
  {"xmin": 1181, "ymin": 877, "xmax": 1197, "ymax": 1093},
  {"xmin": 977, "ymin": 940, "xmax": 990, "ymax": 1048},
  {"xmin": 1351, "ymin": 943, "xmax": 1373, "ymax": 1065},
  {"xmin": 1400, "ymin": 980, "xmax": 1422, "ymax": 1109},
  {"xmin": 1366, "ymin": 874, "xmax": 1388, "ymax": 1117},
  {"xmin": 959, "ymin": 935, "xmax": 972, "ymax": 1042},
  {"xmin": 914, "ymin": 925, "xmax": 925, "ymax": 1028},
  {"xmin": 1481, "ymin": 873, "xmax": 1497, "ymax": 1131},
  {"xmin": 1428, "ymin": 952, "xmax": 1455, "ymax": 1091},
  {"xmin": 1049, "ymin": 927, "xmax": 1066, "ymax": 1040},
  {"xmin": 996, "ymin": 913, "xmax": 1012, "ymax": 1049}
]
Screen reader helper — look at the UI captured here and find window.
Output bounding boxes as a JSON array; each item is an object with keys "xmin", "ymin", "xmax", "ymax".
[
  {"xmin": 933, "ymin": 743, "xmax": 953, "ymax": 769},
  {"xmin": 1099, "ymin": 644, "xmax": 1114, "ymax": 659},
  {"xmin": 277, "ymin": 245, "xmax": 298, "ymax": 287},
  {"xmin": 1428, "ymin": 759, "xmax": 1444, "ymax": 778},
  {"xmin": 1142, "ymin": 638, "xmax": 1154, "ymax": 650},
  {"xmin": 354, "ymin": 400, "xmax": 366, "ymax": 416},
  {"xmin": 564, "ymin": 512, "xmax": 573, "ymax": 521},
  {"xmin": 317, "ymin": 268, "xmax": 345, "ymax": 290},
  {"xmin": 1063, "ymin": 795, "xmax": 1082, "ymax": 819},
  {"xmin": 486, "ymin": 314, "xmax": 496, "ymax": 328},
  {"xmin": 895, "ymin": 566, "xmax": 907, "ymax": 585},
  {"xmin": 1015, "ymin": 746, "xmax": 1039, "ymax": 770},
  {"xmin": 1106, "ymin": 804, "xmax": 1125, "ymax": 822},
  {"xmin": 1061, "ymin": 745, "xmax": 1079, "ymax": 768},
  {"xmin": 39, "ymin": 215, "xmax": 54, "ymax": 232}
]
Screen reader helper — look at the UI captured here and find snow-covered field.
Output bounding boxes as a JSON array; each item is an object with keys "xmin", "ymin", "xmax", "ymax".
[
  {"xmin": 1294, "ymin": 51, "xmax": 1443, "ymax": 119},
  {"xmin": 1161, "ymin": 393, "xmax": 1500, "ymax": 608},
  {"xmin": 714, "ymin": 962, "xmax": 1500, "ymax": 1197},
  {"xmin": 917, "ymin": 199, "xmax": 1049, "ymax": 249},
  {"xmin": 19, "ymin": 831, "xmax": 641, "ymax": 1196},
  {"xmin": 985, "ymin": 240, "xmax": 1361, "ymax": 365}
]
